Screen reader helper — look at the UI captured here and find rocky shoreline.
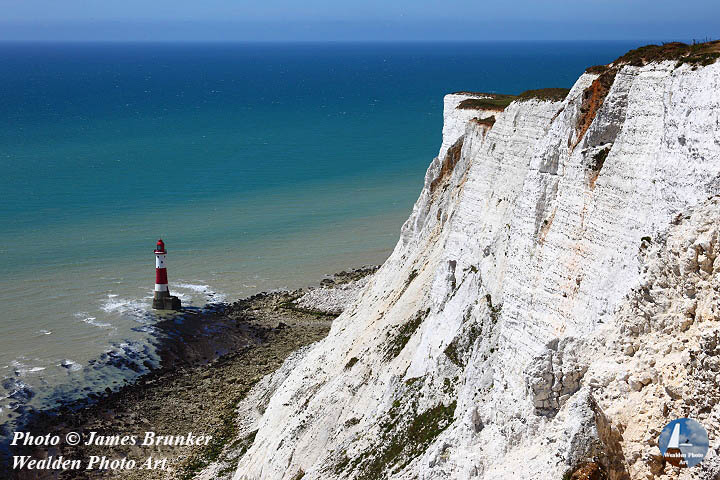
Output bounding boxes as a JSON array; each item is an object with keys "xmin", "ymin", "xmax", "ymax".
[{"xmin": 6, "ymin": 266, "xmax": 377, "ymax": 480}]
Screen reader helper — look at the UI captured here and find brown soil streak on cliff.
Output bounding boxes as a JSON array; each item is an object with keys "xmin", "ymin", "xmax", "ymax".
[
  {"xmin": 574, "ymin": 69, "xmax": 617, "ymax": 150},
  {"xmin": 430, "ymin": 136, "xmax": 464, "ymax": 194}
]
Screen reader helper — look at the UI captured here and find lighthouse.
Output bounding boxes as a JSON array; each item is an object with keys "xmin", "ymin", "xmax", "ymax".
[{"xmin": 152, "ymin": 239, "xmax": 181, "ymax": 310}]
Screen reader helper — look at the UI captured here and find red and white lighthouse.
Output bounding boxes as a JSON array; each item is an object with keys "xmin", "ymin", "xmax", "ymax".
[{"xmin": 152, "ymin": 239, "xmax": 181, "ymax": 310}]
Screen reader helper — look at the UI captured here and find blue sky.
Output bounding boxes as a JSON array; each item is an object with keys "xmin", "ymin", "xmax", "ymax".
[{"xmin": 1, "ymin": 0, "xmax": 719, "ymax": 42}]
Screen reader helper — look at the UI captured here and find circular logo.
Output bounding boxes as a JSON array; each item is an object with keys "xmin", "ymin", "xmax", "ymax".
[{"xmin": 658, "ymin": 418, "xmax": 709, "ymax": 468}]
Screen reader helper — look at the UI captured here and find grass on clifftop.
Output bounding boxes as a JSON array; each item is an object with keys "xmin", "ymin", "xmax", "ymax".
[
  {"xmin": 616, "ymin": 40, "xmax": 720, "ymax": 67},
  {"xmin": 516, "ymin": 88, "xmax": 571, "ymax": 102},
  {"xmin": 455, "ymin": 89, "xmax": 569, "ymax": 111},
  {"xmin": 586, "ymin": 39, "xmax": 720, "ymax": 72},
  {"xmin": 456, "ymin": 93, "xmax": 517, "ymax": 111}
]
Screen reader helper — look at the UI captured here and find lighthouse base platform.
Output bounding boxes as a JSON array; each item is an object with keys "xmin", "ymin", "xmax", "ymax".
[{"xmin": 152, "ymin": 292, "xmax": 182, "ymax": 311}]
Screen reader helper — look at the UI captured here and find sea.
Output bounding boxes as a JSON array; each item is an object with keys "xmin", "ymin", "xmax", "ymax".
[{"xmin": 0, "ymin": 41, "xmax": 641, "ymax": 429}]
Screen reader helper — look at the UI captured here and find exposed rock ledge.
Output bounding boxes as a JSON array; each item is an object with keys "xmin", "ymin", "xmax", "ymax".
[
  {"xmin": 204, "ymin": 44, "xmax": 720, "ymax": 480},
  {"xmin": 8, "ymin": 268, "xmax": 377, "ymax": 480}
]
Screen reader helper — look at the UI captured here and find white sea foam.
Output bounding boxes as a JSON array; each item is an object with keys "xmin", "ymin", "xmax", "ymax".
[
  {"xmin": 99, "ymin": 296, "xmax": 152, "ymax": 323},
  {"xmin": 175, "ymin": 282, "xmax": 227, "ymax": 302},
  {"xmin": 211, "ymin": 293, "xmax": 227, "ymax": 302},
  {"xmin": 39, "ymin": 329, "xmax": 52, "ymax": 335},
  {"xmin": 175, "ymin": 282, "xmax": 212, "ymax": 293},
  {"xmin": 75, "ymin": 312, "xmax": 112, "ymax": 328},
  {"xmin": 84, "ymin": 317, "xmax": 112, "ymax": 328},
  {"xmin": 101, "ymin": 298, "xmax": 146, "ymax": 313},
  {"xmin": 59, "ymin": 359, "xmax": 83, "ymax": 372},
  {"xmin": 118, "ymin": 342, "xmax": 140, "ymax": 352},
  {"xmin": 172, "ymin": 291, "xmax": 192, "ymax": 301},
  {"xmin": 11, "ymin": 360, "xmax": 46, "ymax": 376},
  {"xmin": 2, "ymin": 378, "xmax": 29, "ymax": 395}
]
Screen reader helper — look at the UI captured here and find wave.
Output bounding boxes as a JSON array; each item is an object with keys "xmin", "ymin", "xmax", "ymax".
[
  {"xmin": 99, "ymin": 295, "xmax": 153, "ymax": 323},
  {"xmin": 174, "ymin": 282, "xmax": 227, "ymax": 303},
  {"xmin": 1, "ymin": 377, "xmax": 33, "ymax": 402},
  {"xmin": 10, "ymin": 360, "xmax": 46, "ymax": 377},
  {"xmin": 175, "ymin": 282, "xmax": 213, "ymax": 293},
  {"xmin": 74, "ymin": 312, "xmax": 112, "ymax": 328},
  {"xmin": 100, "ymin": 298, "xmax": 148, "ymax": 314},
  {"xmin": 59, "ymin": 359, "xmax": 83, "ymax": 372}
]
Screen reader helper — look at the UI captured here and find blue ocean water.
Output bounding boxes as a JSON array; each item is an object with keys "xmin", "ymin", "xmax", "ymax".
[{"xmin": 0, "ymin": 41, "xmax": 639, "ymax": 421}]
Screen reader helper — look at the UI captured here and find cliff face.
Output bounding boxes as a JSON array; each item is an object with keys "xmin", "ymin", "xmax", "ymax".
[
  {"xmin": 226, "ymin": 58, "xmax": 720, "ymax": 480},
  {"xmin": 438, "ymin": 93, "xmax": 500, "ymax": 159}
]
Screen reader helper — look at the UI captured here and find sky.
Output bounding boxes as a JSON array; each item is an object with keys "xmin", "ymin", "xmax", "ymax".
[{"xmin": 1, "ymin": 0, "xmax": 719, "ymax": 42}]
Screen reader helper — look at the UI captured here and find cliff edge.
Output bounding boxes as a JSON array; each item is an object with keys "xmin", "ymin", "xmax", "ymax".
[{"xmin": 211, "ymin": 42, "xmax": 720, "ymax": 480}]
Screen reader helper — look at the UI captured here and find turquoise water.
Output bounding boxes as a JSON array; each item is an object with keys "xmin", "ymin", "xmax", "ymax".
[{"xmin": 0, "ymin": 41, "xmax": 639, "ymax": 421}]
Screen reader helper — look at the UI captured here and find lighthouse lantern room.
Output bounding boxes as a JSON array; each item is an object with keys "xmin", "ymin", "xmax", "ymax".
[{"xmin": 152, "ymin": 239, "xmax": 181, "ymax": 310}]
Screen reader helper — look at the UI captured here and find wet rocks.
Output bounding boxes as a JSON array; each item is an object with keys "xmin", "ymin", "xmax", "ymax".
[{"xmin": 7, "ymin": 268, "xmax": 375, "ymax": 480}]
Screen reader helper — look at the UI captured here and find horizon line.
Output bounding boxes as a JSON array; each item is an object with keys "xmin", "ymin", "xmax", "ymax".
[{"xmin": 0, "ymin": 38, "xmax": 682, "ymax": 44}]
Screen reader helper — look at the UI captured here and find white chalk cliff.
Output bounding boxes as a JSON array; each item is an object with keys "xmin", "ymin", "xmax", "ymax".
[{"xmin": 219, "ymin": 48, "xmax": 720, "ymax": 480}]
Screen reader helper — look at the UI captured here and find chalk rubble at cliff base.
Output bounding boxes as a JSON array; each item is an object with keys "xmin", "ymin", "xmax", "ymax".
[
  {"xmin": 198, "ymin": 50, "xmax": 720, "ymax": 480},
  {"xmin": 292, "ymin": 267, "xmax": 379, "ymax": 315}
]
